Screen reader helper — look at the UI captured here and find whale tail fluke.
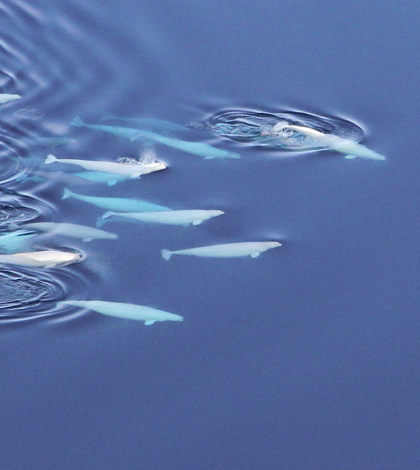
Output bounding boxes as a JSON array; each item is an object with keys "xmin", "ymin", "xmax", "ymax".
[
  {"xmin": 161, "ymin": 249, "xmax": 172, "ymax": 261},
  {"xmin": 45, "ymin": 154, "xmax": 57, "ymax": 164},
  {"xmin": 70, "ymin": 116, "xmax": 84, "ymax": 127},
  {"xmin": 62, "ymin": 188, "xmax": 73, "ymax": 200}
]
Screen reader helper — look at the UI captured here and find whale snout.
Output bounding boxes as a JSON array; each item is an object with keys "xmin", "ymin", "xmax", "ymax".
[{"xmin": 152, "ymin": 161, "xmax": 167, "ymax": 170}]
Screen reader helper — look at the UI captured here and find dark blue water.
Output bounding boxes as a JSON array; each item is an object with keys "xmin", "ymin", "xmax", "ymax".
[{"xmin": 1, "ymin": 0, "xmax": 420, "ymax": 468}]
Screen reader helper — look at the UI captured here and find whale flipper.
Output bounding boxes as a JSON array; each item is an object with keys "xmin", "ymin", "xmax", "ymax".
[
  {"xmin": 251, "ymin": 252, "xmax": 260, "ymax": 258},
  {"xmin": 344, "ymin": 155, "xmax": 357, "ymax": 159},
  {"xmin": 192, "ymin": 220, "xmax": 202, "ymax": 225},
  {"xmin": 145, "ymin": 320, "xmax": 156, "ymax": 325}
]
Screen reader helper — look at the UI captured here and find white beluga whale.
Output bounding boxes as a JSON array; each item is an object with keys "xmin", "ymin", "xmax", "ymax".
[
  {"xmin": 58, "ymin": 300, "xmax": 183, "ymax": 325},
  {"xmin": 0, "ymin": 250, "xmax": 85, "ymax": 268},
  {"xmin": 98, "ymin": 209, "xmax": 224, "ymax": 227},
  {"xmin": 9, "ymin": 222, "xmax": 118, "ymax": 242},
  {"xmin": 161, "ymin": 241, "xmax": 281, "ymax": 260},
  {"xmin": 62, "ymin": 188, "xmax": 171, "ymax": 212},
  {"xmin": 0, "ymin": 94, "xmax": 21, "ymax": 104},
  {"xmin": 271, "ymin": 123, "xmax": 385, "ymax": 160},
  {"xmin": 45, "ymin": 154, "xmax": 166, "ymax": 178}
]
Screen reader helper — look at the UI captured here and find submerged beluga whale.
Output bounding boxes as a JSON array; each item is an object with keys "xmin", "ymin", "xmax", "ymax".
[
  {"xmin": 9, "ymin": 222, "xmax": 118, "ymax": 242},
  {"xmin": 58, "ymin": 300, "xmax": 183, "ymax": 325},
  {"xmin": 70, "ymin": 116, "xmax": 240, "ymax": 160},
  {"xmin": 62, "ymin": 188, "xmax": 171, "ymax": 212}
]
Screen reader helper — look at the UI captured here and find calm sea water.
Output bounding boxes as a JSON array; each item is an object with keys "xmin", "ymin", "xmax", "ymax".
[{"xmin": 1, "ymin": 0, "xmax": 420, "ymax": 468}]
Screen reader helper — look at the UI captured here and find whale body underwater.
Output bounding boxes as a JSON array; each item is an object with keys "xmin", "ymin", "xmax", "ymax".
[{"xmin": 58, "ymin": 300, "xmax": 184, "ymax": 325}]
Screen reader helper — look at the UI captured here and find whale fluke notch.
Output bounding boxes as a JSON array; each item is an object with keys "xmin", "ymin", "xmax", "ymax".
[
  {"xmin": 45, "ymin": 154, "xmax": 57, "ymax": 164},
  {"xmin": 62, "ymin": 188, "xmax": 74, "ymax": 200}
]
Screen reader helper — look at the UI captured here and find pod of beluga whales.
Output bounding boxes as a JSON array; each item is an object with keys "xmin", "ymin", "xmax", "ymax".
[{"xmin": 1, "ymin": 95, "xmax": 385, "ymax": 324}]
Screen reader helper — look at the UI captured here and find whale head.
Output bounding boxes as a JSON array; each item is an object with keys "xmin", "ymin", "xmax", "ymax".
[
  {"xmin": 148, "ymin": 161, "xmax": 167, "ymax": 171},
  {"xmin": 209, "ymin": 210, "xmax": 224, "ymax": 218},
  {"xmin": 266, "ymin": 241, "xmax": 282, "ymax": 249}
]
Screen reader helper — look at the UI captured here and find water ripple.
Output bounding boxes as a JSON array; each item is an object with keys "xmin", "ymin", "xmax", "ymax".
[
  {"xmin": 208, "ymin": 108, "xmax": 365, "ymax": 153},
  {"xmin": 0, "ymin": 263, "xmax": 87, "ymax": 322}
]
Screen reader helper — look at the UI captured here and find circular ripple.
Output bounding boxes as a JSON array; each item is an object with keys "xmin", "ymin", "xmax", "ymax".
[
  {"xmin": 0, "ymin": 188, "xmax": 53, "ymax": 230},
  {"xmin": 208, "ymin": 109, "xmax": 365, "ymax": 153},
  {"xmin": 0, "ymin": 262, "xmax": 88, "ymax": 322}
]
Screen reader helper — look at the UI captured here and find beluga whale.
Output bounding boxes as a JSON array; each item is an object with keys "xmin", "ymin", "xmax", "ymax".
[
  {"xmin": 62, "ymin": 188, "xmax": 171, "ymax": 212},
  {"xmin": 161, "ymin": 241, "xmax": 281, "ymax": 260},
  {"xmin": 98, "ymin": 209, "xmax": 224, "ymax": 227},
  {"xmin": 45, "ymin": 154, "xmax": 166, "ymax": 178},
  {"xmin": 131, "ymin": 129, "xmax": 241, "ymax": 160},
  {"xmin": 57, "ymin": 300, "xmax": 183, "ymax": 325},
  {"xmin": 0, "ymin": 250, "xmax": 85, "ymax": 268},
  {"xmin": 270, "ymin": 123, "xmax": 385, "ymax": 160},
  {"xmin": 8, "ymin": 222, "xmax": 118, "ymax": 242},
  {"xmin": 70, "ymin": 116, "xmax": 239, "ymax": 159}
]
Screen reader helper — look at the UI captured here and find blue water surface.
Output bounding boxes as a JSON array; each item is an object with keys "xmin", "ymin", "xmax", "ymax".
[{"xmin": 0, "ymin": 0, "xmax": 419, "ymax": 468}]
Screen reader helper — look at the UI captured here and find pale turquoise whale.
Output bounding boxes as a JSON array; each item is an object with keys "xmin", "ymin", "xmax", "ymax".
[
  {"xmin": 74, "ymin": 171, "xmax": 132, "ymax": 186},
  {"xmin": 9, "ymin": 222, "xmax": 118, "ymax": 242},
  {"xmin": 58, "ymin": 300, "xmax": 183, "ymax": 325},
  {"xmin": 70, "ymin": 116, "xmax": 240, "ymax": 159},
  {"xmin": 131, "ymin": 129, "xmax": 240, "ymax": 159},
  {"xmin": 101, "ymin": 113, "xmax": 188, "ymax": 132},
  {"xmin": 0, "ymin": 230, "xmax": 37, "ymax": 253},
  {"xmin": 162, "ymin": 241, "xmax": 281, "ymax": 260},
  {"xmin": 71, "ymin": 116, "xmax": 141, "ymax": 139},
  {"xmin": 62, "ymin": 188, "xmax": 171, "ymax": 212}
]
